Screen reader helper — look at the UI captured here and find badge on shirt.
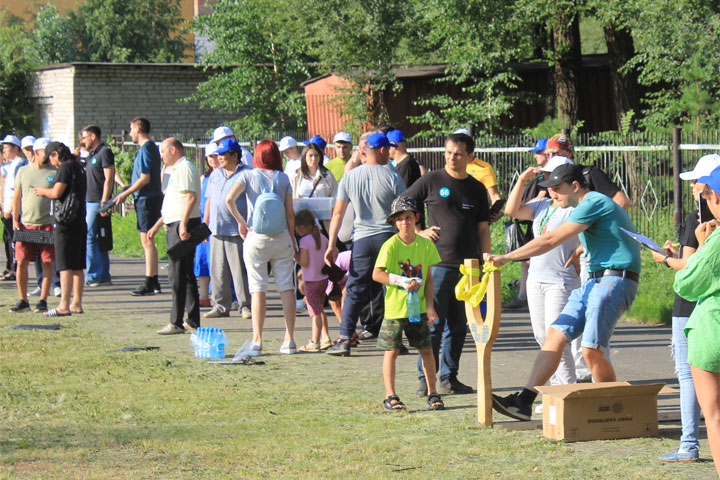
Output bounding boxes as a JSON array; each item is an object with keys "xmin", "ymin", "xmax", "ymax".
[
  {"xmin": 439, "ymin": 187, "xmax": 450, "ymax": 198},
  {"xmin": 91, "ymin": 157, "xmax": 97, "ymax": 165},
  {"xmin": 46, "ymin": 176, "xmax": 54, "ymax": 183}
]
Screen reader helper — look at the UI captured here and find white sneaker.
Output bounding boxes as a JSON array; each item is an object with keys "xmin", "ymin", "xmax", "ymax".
[
  {"xmin": 295, "ymin": 299, "xmax": 306, "ymax": 314},
  {"xmin": 29, "ymin": 286, "xmax": 41, "ymax": 296},
  {"xmin": 280, "ymin": 341, "xmax": 297, "ymax": 354},
  {"xmin": 53, "ymin": 286, "xmax": 62, "ymax": 297},
  {"xmin": 241, "ymin": 306, "xmax": 251, "ymax": 319},
  {"xmin": 534, "ymin": 404, "xmax": 543, "ymax": 414}
]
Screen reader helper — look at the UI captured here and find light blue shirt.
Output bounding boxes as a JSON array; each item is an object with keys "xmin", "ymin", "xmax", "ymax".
[
  {"xmin": 206, "ymin": 163, "xmax": 250, "ymax": 236},
  {"xmin": 568, "ymin": 191, "xmax": 641, "ymax": 273}
]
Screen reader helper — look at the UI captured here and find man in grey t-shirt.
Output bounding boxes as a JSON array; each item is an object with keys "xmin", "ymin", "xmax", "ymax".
[{"xmin": 324, "ymin": 132, "xmax": 406, "ymax": 356}]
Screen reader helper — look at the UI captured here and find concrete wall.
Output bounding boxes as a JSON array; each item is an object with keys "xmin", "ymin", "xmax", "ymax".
[{"xmin": 28, "ymin": 63, "xmax": 241, "ymax": 147}]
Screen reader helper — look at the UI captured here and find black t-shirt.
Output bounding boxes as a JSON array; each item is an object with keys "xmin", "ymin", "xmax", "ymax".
[
  {"xmin": 521, "ymin": 175, "xmax": 547, "ymax": 203},
  {"xmin": 86, "ymin": 143, "xmax": 115, "ymax": 202},
  {"xmin": 395, "ymin": 154, "xmax": 422, "ymax": 189},
  {"xmin": 673, "ymin": 209, "xmax": 701, "ymax": 317},
  {"xmin": 582, "ymin": 166, "xmax": 620, "ymax": 198},
  {"xmin": 55, "ymin": 160, "xmax": 87, "ymax": 227},
  {"xmin": 404, "ymin": 169, "xmax": 490, "ymax": 268}
]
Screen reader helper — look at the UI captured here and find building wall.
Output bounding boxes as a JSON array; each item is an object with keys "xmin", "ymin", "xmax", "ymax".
[{"xmin": 28, "ymin": 63, "xmax": 242, "ymax": 146}]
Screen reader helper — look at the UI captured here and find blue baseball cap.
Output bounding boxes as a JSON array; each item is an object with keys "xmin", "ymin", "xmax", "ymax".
[
  {"xmin": 529, "ymin": 138, "xmax": 547, "ymax": 153},
  {"xmin": 387, "ymin": 129, "xmax": 405, "ymax": 144},
  {"xmin": 364, "ymin": 132, "xmax": 396, "ymax": 149},
  {"xmin": 215, "ymin": 138, "xmax": 241, "ymax": 154},
  {"xmin": 698, "ymin": 165, "xmax": 720, "ymax": 195},
  {"xmin": 306, "ymin": 135, "xmax": 327, "ymax": 150}
]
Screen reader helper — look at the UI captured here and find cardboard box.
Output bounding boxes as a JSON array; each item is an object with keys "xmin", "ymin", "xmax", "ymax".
[{"xmin": 535, "ymin": 382, "xmax": 664, "ymax": 442}]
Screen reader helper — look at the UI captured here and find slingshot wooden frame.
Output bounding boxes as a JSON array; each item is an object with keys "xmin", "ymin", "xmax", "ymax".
[{"xmin": 463, "ymin": 258, "xmax": 502, "ymax": 426}]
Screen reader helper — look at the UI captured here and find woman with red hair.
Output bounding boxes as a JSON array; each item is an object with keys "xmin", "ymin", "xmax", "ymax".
[{"xmin": 226, "ymin": 139, "xmax": 297, "ymax": 355}]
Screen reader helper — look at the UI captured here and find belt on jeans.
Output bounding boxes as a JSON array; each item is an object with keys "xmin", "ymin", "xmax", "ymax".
[{"xmin": 588, "ymin": 269, "xmax": 639, "ymax": 283}]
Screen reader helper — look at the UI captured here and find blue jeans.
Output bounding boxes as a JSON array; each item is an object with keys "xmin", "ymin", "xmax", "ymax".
[
  {"xmin": 417, "ymin": 266, "xmax": 468, "ymax": 382},
  {"xmin": 339, "ymin": 232, "xmax": 393, "ymax": 339},
  {"xmin": 551, "ymin": 275, "xmax": 638, "ymax": 352},
  {"xmin": 85, "ymin": 202, "xmax": 110, "ymax": 282},
  {"xmin": 673, "ymin": 316, "xmax": 701, "ymax": 452}
]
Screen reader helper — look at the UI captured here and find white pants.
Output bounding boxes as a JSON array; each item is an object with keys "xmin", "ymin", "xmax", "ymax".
[{"xmin": 526, "ymin": 278, "xmax": 582, "ymax": 385}]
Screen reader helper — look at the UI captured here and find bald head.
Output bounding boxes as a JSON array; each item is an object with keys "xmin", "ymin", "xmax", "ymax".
[{"xmin": 160, "ymin": 137, "xmax": 184, "ymax": 165}]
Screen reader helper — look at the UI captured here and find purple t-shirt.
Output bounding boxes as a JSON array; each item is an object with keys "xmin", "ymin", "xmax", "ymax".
[{"xmin": 299, "ymin": 233, "xmax": 329, "ymax": 281}]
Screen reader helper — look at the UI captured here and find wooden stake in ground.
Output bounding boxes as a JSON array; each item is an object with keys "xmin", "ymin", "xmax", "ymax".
[{"xmin": 462, "ymin": 258, "xmax": 501, "ymax": 426}]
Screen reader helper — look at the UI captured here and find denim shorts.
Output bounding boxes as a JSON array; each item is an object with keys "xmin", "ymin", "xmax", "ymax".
[
  {"xmin": 134, "ymin": 195, "xmax": 163, "ymax": 232},
  {"xmin": 550, "ymin": 275, "xmax": 638, "ymax": 352}
]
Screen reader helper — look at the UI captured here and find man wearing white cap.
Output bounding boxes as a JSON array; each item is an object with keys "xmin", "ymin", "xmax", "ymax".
[
  {"xmin": 212, "ymin": 126, "xmax": 252, "ymax": 167},
  {"xmin": 278, "ymin": 135, "xmax": 302, "ymax": 176},
  {"xmin": 325, "ymin": 132, "xmax": 352, "ymax": 183},
  {"xmin": 0, "ymin": 135, "xmax": 27, "ymax": 281}
]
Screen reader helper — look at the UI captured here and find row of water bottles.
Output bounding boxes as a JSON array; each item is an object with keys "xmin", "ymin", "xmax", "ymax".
[{"xmin": 190, "ymin": 327, "xmax": 226, "ymax": 358}]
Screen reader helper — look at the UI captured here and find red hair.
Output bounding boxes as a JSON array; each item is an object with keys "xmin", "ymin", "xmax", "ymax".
[{"xmin": 253, "ymin": 140, "xmax": 283, "ymax": 171}]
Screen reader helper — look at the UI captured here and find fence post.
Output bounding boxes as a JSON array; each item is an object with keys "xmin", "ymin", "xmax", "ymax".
[{"xmin": 672, "ymin": 127, "xmax": 683, "ymax": 237}]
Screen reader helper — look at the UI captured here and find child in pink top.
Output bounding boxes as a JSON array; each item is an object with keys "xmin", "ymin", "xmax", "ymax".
[{"xmin": 295, "ymin": 209, "xmax": 330, "ymax": 351}]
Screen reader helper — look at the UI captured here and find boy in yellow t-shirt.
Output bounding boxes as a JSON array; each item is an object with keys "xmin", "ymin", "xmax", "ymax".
[{"xmin": 373, "ymin": 197, "xmax": 444, "ymax": 412}]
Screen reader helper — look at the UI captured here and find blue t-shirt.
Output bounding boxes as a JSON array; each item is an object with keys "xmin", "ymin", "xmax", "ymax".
[
  {"xmin": 206, "ymin": 164, "xmax": 250, "ymax": 236},
  {"xmin": 131, "ymin": 141, "xmax": 163, "ymax": 199},
  {"xmin": 568, "ymin": 191, "xmax": 641, "ymax": 273}
]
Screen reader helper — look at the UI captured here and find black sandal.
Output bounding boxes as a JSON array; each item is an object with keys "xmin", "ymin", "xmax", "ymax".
[
  {"xmin": 427, "ymin": 393, "xmax": 445, "ymax": 410},
  {"xmin": 383, "ymin": 395, "xmax": 406, "ymax": 411}
]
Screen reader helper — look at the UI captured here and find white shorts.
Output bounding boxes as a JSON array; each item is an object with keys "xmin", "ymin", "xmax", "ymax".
[{"xmin": 243, "ymin": 230, "xmax": 295, "ymax": 294}]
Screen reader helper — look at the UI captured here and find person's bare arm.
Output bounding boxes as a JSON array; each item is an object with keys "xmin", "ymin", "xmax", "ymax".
[
  {"xmin": 147, "ymin": 216, "xmax": 164, "ymax": 240},
  {"xmin": 283, "ymin": 193, "xmax": 296, "ymax": 254},
  {"xmin": 12, "ymin": 188, "xmax": 21, "ymax": 229},
  {"xmin": 178, "ymin": 190, "xmax": 197, "ymax": 241},
  {"xmin": 203, "ymin": 197, "xmax": 211, "ymax": 225},
  {"xmin": 612, "ymin": 190, "xmax": 630, "ymax": 210},
  {"xmin": 485, "ymin": 221, "xmax": 588, "ymax": 265},
  {"xmin": 101, "ymin": 166, "xmax": 115, "ymax": 203},
  {"xmin": 424, "ymin": 266, "xmax": 438, "ymax": 324},
  {"xmin": 478, "ymin": 220, "xmax": 491, "ymax": 255},
  {"xmin": 505, "ymin": 167, "xmax": 538, "ymax": 221},
  {"xmin": 324, "ymin": 199, "xmax": 348, "ymax": 265},
  {"xmin": 296, "ymin": 247, "xmax": 309, "ymax": 267},
  {"xmin": 33, "ymin": 182, "xmax": 67, "ymax": 200},
  {"xmin": 225, "ymin": 181, "xmax": 248, "ymax": 238},
  {"xmin": 114, "ymin": 173, "xmax": 150, "ymax": 205},
  {"xmin": 487, "ymin": 185, "xmax": 502, "ymax": 204}
]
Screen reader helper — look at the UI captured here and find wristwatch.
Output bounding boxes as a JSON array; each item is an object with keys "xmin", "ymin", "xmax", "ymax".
[{"xmin": 663, "ymin": 255, "xmax": 671, "ymax": 268}]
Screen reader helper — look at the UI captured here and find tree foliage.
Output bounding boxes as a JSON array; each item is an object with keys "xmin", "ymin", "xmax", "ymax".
[{"xmin": 0, "ymin": 12, "xmax": 36, "ymax": 134}]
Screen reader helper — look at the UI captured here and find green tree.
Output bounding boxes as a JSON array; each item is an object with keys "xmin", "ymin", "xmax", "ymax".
[
  {"xmin": 24, "ymin": 4, "xmax": 78, "ymax": 66},
  {"xmin": 190, "ymin": 0, "xmax": 318, "ymax": 135},
  {"xmin": 0, "ymin": 12, "xmax": 36, "ymax": 134}
]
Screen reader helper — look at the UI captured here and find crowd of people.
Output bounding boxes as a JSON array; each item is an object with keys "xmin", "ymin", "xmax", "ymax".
[{"xmin": 2, "ymin": 121, "xmax": 720, "ymax": 473}]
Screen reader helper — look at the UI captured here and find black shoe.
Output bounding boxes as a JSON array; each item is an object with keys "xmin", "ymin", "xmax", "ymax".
[
  {"xmin": 438, "ymin": 377, "xmax": 475, "ymax": 395},
  {"xmin": 131, "ymin": 284, "xmax": 156, "ymax": 296},
  {"xmin": 326, "ymin": 340, "xmax": 350, "ymax": 356},
  {"xmin": 9, "ymin": 299, "xmax": 30, "ymax": 313},
  {"xmin": 152, "ymin": 280, "xmax": 162, "ymax": 294},
  {"xmin": 416, "ymin": 379, "xmax": 428, "ymax": 397},
  {"xmin": 398, "ymin": 344, "xmax": 410, "ymax": 355},
  {"xmin": 33, "ymin": 299, "xmax": 48, "ymax": 313},
  {"xmin": 358, "ymin": 329, "xmax": 377, "ymax": 340},
  {"xmin": 492, "ymin": 392, "xmax": 532, "ymax": 421}
]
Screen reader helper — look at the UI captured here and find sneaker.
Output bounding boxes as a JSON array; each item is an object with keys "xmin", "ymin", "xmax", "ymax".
[
  {"xmin": 33, "ymin": 299, "xmax": 48, "ymax": 313},
  {"xmin": 152, "ymin": 281, "xmax": 162, "ymax": 294},
  {"xmin": 86, "ymin": 279, "xmax": 112, "ymax": 287},
  {"xmin": 295, "ymin": 299, "xmax": 306, "ymax": 314},
  {"xmin": 491, "ymin": 392, "xmax": 532, "ymax": 421},
  {"xmin": 358, "ymin": 329, "xmax": 378, "ymax": 340},
  {"xmin": 416, "ymin": 379, "xmax": 428, "ymax": 397},
  {"xmin": 326, "ymin": 340, "xmax": 350, "ymax": 357},
  {"xmin": 157, "ymin": 323, "xmax": 186, "ymax": 335},
  {"xmin": 29, "ymin": 286, "xmax": 42, "ymax": 296},
  {"xmin": 503, "ymin": 296, "xmax": 528, "ymax": 311},
  {"xmin": 203, "ymin": 308, "xmax": 229, "ymax": 319},
  {"xmin": 231, "ymin": 301, "xmax": 239, "ymax": 310},
  {"xmin": 131, "ymin": 284, "xmax": 155, "ymax": 296},
  {"xmin": 658, "ymin": 448, "xmax": 699, "ymax": 463},
  {"xmin": 9, "ymin": 299, "xmax": 31, "ymax": 313},
  {"xmin": 240, "ymin": 306, "xmax": 251, "ymax": 319},
  {"xmin": 438, "ymin": 377, "xmax": 475, "ymax": 394},
  {"xmin": 53, "ymin": 286, "xmax": 62, "ymax": 297},
  {"xmin": 280, "ymin": 341, "xmax": 297, "ymax": 354},
  {"xmin": 183, "ymin": 321, "xmax": 198, "ymax": 332}
]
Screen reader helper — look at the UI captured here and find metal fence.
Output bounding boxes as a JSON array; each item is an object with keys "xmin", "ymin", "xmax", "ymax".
[{"xmin": 109, "ymin": 129, "xmax": 720, "ymax": 239}]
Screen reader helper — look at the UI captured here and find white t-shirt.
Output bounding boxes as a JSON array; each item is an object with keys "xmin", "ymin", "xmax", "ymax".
[
  {"xmin": 1, "ymin": 157, "xmax": 28, "ymax": 212},
  {"xmin": 295, "ymin": 170, "xmax": 319, "ymax": 198},
  {"xmin": 284, "ymin": 158, "xmax": 301, "ymax": 177},
  {"xmin": 161, "ymin": 157, "xmax": 201, "ymax": 224},
  {"xmin": 527, "ymin": 198, "xmax": 580, "ymax": 285}
]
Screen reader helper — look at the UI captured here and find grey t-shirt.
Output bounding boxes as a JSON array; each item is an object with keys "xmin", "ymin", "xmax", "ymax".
[
  {"xmin": 235, "ymin": 168, "xmax": 292, "ymax": 228},
  {"xmin": 337, "ymin": 164, "xmax": 406, "ymax": 241},
  {"xmin": 526, "ymin": 197, "xmax": 580, "ymax": 285}
]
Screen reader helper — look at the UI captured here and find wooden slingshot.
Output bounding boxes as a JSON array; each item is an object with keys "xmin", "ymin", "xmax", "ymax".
[{"xmin": 461, "ymin": 258, "xmax": 502, "ymax": 426}]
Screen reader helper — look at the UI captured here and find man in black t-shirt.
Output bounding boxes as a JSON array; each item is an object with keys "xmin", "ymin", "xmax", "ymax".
[
  {"xmin": 388, "ymin": 129, "xmax": 422, "ymax": 187},
  {"xmin": 403, "ymin": 133, "xmax": 491, "ymax": 395},
  {"xmin": 81, "ymin": 125, "xmax": 115, "ymax": 287}
]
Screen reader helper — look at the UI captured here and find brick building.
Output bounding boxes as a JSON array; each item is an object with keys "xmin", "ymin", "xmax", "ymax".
[{"xmin": 28, "ymin": 62, "xmax": 240, "ymax": 146}]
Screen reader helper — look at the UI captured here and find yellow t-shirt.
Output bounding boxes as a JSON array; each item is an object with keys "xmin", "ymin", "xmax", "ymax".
[
  {"xmin": 324, "ymin": 157, "xmax": 346, "ymax": 183},
  {"xmin": 466, "ymin": 158, "xmax": 497, "ymax": 190}
]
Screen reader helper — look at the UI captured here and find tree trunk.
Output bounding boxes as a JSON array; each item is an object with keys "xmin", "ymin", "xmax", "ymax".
[
  {"xmin": 604, "ymin": 23, "xmax": 641, "ymax": 131},
  {"xmin": 552, "ymin": 11, "xmax": 582, "ymax": 130}
]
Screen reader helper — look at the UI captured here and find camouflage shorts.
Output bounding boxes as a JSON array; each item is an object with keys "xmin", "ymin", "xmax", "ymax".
[{"xmin": 377, "ymin": 315, "xmax": 432, "ymax": 351}]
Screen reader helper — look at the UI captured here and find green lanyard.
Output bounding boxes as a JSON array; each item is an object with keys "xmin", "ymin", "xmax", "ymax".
[{"xmin": 538, "ymin": 204, "xmax": 559, "ymax": 235}]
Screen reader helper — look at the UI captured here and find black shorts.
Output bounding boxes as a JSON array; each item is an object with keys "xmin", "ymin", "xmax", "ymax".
[
  {"xmin": 55, "ymin": 223, "xmax": 87, "ymax": 271},
  {"xmin": 135, "ymin": 195, "xmax": 163, "ymax": 232}
]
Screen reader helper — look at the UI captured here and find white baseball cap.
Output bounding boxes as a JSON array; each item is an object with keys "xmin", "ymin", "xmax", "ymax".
[
  {"xmin": 205, "ymin": 142, "xmax": 218, "ymax": 157},
  {"xmin": 278, "ymin": 136, "xmax": 297, "ymax": 152},
  {"xmin": 1, "ymin": 135, "xmax": 21, "ymax": 147},
  {"xmin": 453, "ymin": 128, "xmax": 471, "ymax": 136},
  {"xmin": 212, "ymin": 125, "xmax": 234, "ymax": 143},
  {"xmin": 680, "ymin": 154, "xmax": 720, "ymax": 180},
  {"xmin": 540, "ymin": 155, "xmax": 574, "ymax": 172},
  {"xmin": 21, "ymin": 135, "xmax": 36, "ymax": 149},
  {"xmin": 33, "ymin": 137, "xmax": 50, "ymax": 151},
  {"xmin": 333, "ymin": 132, "xmax": 352, "ymax": 144}
]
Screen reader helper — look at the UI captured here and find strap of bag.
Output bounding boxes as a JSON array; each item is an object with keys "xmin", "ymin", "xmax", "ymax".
[{"xmin": 308, "ymin": 172, "xmax": 323, "ymax": 198}]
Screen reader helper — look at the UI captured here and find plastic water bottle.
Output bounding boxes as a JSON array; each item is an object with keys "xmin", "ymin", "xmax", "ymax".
[
  {"xmin": 407, "ymin": 291, "xmax": 421, "ymax": 323},
  {"xmin": 201, "ymin": 328, "xmax": 210, "ymax": 358},
  {"xmin": 190, "ymin": 330, "xmax": 199, "ymax": 357},
  {"xmin": 217, "ymin": 329, "xmax": 226, "ymax": 358}
]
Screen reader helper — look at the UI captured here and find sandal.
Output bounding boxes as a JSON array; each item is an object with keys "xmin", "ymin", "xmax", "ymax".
[
  {"xmin": 299, "ymin": 341, "xmax": 320, "ymax": 352},
  {"xmin": 383, "ymin": 395, "xmax": 406, "ymax": 411},
  {"xmin": 426, "ymin": 393, "xmax": 445, "ymax": 411},
  {"xmin": 319, "ymin": 338, "xmax": 333, "ymax": 351},
  {"xmin": 70, "ymin": 309, "xmax": 84, "ymax": 314},
  {"xmin": 43, "ymin": 308, "xmax": 71, "ymax": 318},
  {"xmin": 248, "ymin": 342, "xmax": 262, "ymax": 357},
  {"xmin": 349, "ymin": 332, "xmax": 360, "ymax": 347}
]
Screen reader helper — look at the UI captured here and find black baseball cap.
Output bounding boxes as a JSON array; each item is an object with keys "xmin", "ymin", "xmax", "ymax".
[
  {"xmin": 538, "ymin": 164, "xmax": 585, "ymax": 188},
  {"xmin": 387, "ymin": 196, "xmax": 419, "ymax": 224}
]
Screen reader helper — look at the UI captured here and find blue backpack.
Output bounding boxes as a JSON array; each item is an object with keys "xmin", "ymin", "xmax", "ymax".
[{"xmin": 252, "ymin": 170, "xmax": 286, "ymax": 235}]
